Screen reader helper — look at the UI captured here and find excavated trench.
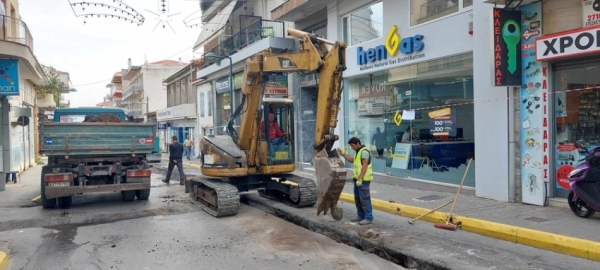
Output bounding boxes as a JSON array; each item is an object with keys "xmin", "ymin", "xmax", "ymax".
[{"xmin": 240, "ymin": 195, "xmax": 450, "ymax": 270}]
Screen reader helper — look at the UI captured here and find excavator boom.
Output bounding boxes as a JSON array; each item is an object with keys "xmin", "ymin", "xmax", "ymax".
[{"xmin": 193, "ymin": 28, "xmax": 347, "ymax": 220}]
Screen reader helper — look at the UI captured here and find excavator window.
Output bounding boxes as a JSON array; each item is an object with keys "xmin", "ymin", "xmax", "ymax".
[{"xmin": 260, "ymin": 102, "xmax": 294, "ymax": 165}]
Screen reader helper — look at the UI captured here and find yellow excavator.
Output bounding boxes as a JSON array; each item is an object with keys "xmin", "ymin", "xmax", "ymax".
[{"xmin": 189, "ymin": 28, "xmax": 347, "ymax": 221}]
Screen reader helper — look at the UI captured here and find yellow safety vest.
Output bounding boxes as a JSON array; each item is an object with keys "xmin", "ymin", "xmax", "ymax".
[{"xmin": 353, "ymin": 146, "xmax": 373, "ymax": 181}]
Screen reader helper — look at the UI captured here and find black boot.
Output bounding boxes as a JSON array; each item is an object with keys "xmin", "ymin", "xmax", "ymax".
[{"xmin": 162, "ymin": 179, "xmax": 169, "ymax": 184}]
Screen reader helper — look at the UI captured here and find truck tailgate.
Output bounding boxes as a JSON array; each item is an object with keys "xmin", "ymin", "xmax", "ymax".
[{"xmin": 41, "ymin": 122, "xmax": 156, "ymax": 156}]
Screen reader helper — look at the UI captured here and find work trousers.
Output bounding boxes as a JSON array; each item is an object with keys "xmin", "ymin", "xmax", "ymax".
[{"xmin": 353, "ymin": 179, "xmax": 373, "ymax": 221}]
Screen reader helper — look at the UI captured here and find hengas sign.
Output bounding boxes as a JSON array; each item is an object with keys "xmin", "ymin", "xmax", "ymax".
[
  {"xmin": 535, "ymin": 25, "xmax": 600, "ymax": 61},
  {"xmin": 356, "ymin": 25, "xmax": 425, "ymax": 69}
]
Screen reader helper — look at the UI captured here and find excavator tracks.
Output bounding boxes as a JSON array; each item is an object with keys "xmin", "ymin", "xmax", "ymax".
[
  {"xmin": 189, "ymin": 176, "xmax": 240, "ymax": 218},
  {"xmin": 258, "ymin": 175, "xmax": 317, "ymax": 208}
]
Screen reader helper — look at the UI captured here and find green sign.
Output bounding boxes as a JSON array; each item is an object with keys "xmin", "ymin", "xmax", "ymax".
[{"xmin": 233, "ymin": 72, "xmax": 243, "ymax": 89}]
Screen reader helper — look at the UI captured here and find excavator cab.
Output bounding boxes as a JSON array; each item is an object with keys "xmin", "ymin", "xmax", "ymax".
[{"xmin": 259, "ymin": 99, "xmax": 295, "ymax": 166}]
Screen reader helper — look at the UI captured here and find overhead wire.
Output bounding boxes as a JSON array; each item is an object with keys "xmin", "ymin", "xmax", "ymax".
[{"xmin": 72, "ymin": 0, "xmax": 349, "ymax": 88}]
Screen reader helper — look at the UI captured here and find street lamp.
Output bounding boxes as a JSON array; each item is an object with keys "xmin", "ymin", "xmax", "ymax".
[{"xmin": 204, "ymin": 52, "xmax": 233, "ymax": 121}]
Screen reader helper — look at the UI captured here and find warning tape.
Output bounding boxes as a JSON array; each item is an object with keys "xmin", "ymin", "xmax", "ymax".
[{"xmin": 291, "ymin": 85, "xmax": 600, "ymax": 123}]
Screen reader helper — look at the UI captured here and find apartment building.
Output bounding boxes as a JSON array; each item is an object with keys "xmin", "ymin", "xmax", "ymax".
[
  {"xmin": 105, "ymin": 72, "xmax": 123, "ymax": 109},
  {"xmin": 120, "ymin": 58, "xmax": 187, "ymax": 122},
  {"xmin": 0, "ymin": 0, "xmax": 48, "ymax": 191},
  {"xmin": 157, "ymin": 58, "xmax": 204, "ymax": 155},
  {"xmin": 193, "ymin": 0, "xmax": 293, "ymax": 136}
]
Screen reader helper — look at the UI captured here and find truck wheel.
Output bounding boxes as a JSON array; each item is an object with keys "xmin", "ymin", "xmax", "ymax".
[
  {"xmin": 135, "ymin": 189, "xmax": 151, "ymax": 200},
  {"xmin": 58, "ymin": 196, "xmax": 73, "ymax": 209},
  {"xmin": 40, "ymin": 167, "xmax": 56, "ymax": 209},
  {"xmin": 121, "ymin": 190, "xmax": 136, "ymax": 202}
]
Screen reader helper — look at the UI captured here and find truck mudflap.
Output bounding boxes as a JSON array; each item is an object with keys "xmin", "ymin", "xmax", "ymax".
[
  {"xmin": 313, "ymin": 148, "xmax": 348, "ymax": 221},
  {"xmin": 45, "ymin": 182, "xmax": 150, "ymax": 200},
  {"xmin": 146, "ymin": 153, "xmax": 162, "ymax": 163}
]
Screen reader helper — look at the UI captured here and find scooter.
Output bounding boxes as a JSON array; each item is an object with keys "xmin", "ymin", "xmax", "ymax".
[{"xmin": 567, "ymin": 146, "xmax": 600, "ymax": 218}]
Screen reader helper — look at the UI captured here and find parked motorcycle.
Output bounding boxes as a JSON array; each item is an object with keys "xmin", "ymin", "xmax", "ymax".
[{"xmin": 568, "ymin": 146, "xmax": 600, "ymax": 218}]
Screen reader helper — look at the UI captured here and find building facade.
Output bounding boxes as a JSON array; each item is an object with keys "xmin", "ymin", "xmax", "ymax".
[
  {"xmin": 120, "ymin": 58, "xmax": 187, "ymax": 122},
  {"xmin": 158, "ymin": 60, "xmax": 201, "ymax": 156},
  {"xmin": 194, "ymin": 0, "xmax": 294, "ymax": 136},
  {"xmin": 1, "ymin": 0, "xmax": 48, "ymax": 191}
]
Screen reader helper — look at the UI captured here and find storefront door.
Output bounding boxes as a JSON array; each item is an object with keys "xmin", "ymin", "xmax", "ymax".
[{"xmin": 553, "ymin": 58, "xmax": 600, "ymax": 198}]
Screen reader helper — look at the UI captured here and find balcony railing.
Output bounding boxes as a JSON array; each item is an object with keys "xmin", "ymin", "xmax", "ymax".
[
  {"xmin": 0, "ymin": 15, "xmax": 34, "ymax": 51},
  {"xmin": 122, "ymin": 84, "xmax": 143, "ymax": 100},
  {"xmin": 419, "ymin": 0, "xmax": 459, "ymax": 22},
  {"xmin": 203, "ymin": 18, "xmax": 285, "ymax": 68}
]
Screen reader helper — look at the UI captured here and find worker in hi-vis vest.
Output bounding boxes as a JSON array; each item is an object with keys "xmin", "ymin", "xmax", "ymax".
[{"xmin": 337, "ymin": 137, "xmax": 373, "ymax": 225}]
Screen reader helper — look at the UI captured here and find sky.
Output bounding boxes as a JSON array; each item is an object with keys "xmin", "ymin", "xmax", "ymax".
[{"xmin": 19, "ymin": 0, "xmax": 203, "ymax": 107}]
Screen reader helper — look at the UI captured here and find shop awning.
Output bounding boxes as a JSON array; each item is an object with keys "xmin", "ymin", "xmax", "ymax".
[{"xmin": 192, "ymin": 1, "xmax": 237, "ymax": 53}]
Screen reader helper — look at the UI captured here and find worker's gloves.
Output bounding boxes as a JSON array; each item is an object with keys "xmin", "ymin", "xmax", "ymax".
[
  {"xmin": 336, "ymin": 148, "xmax": 346, "ymax": 156},
  {"xmin": 356, "ymin": 178, "xmax": 363, "ymax": 187}
]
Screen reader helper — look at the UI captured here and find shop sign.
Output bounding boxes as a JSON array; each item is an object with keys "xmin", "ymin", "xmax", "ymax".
[
  {"xmin": 0, "ymin": 59, "xmax": 19, "ymax": 96},
  {"xmin": 492, "ymin": 8, "xmax": 522, "ymax": 86},
  {"xmin": 520, "ymin": 2, "xmax": 548, "ymax": 206},
  {"xmin": 535, "ymin": 25, "xmax": 600, "ymax": 61},
  {"xmin": 583, "ymin": 0, "xmax": 600, "ymax": 28},
  {"xmin": 215, "ymin": 76, "xmax": 230, "ymax": 94},
  {"xmin": 264, "ymin": 75, "xmax": 288, "ymax": 95},
  {"xmin": 555, "ymin": 143, "xmax": 579, "ymax": 190},
  {"xmin": 356, "ymin": 25, "xmax": 425, "ymax": 69},
  {"xmin": 157, "ymin": 104, "xmax": 196, "ymax": 121},
  {"xmin": 428, "ymin": 108, "xmax": 457, "ymax": 136},
  {"xmin": 157, "ymin": 123, "xmax": 167, "ymax": 130}
]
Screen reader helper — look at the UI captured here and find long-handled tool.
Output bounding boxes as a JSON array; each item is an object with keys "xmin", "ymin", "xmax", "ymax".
[
  {"xmin": 408, "ymin": 200, "xmax": 453, "ymax": 225},
  {"xmin": 434, "ymin": 158, "xmax": 473, "ymax": 231}
]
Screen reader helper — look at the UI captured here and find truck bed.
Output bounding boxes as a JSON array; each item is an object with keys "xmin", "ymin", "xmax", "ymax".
[{"xmin": 40, "ymin": 122, "xmax": 156, "ymax": 156}]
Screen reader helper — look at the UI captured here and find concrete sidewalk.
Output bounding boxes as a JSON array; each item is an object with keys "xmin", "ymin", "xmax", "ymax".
[{"xmin": 164, "ymin": 157, "xmax": 600, "ymax": 261}]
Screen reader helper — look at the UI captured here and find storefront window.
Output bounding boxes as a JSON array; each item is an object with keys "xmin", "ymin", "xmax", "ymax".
[
  {"xmin": 553, "ymin": 62, "xmax": 600, "ymax": 198},
  {"xmin": 344, "ymin": 53, "xmax": 475, "ymax": 186},
  {"xmin": 343, "ymin": 1, "xmax": 383, "ymax": 46}
]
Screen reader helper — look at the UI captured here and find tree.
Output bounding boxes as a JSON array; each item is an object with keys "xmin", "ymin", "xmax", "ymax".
[{"xmin": 37, "ymin": 65, "xmax": 65, "ymax": 108}]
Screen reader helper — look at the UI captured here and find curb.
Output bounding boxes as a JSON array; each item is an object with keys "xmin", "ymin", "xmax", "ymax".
[
  {"xmin": 338, "ymin": 193, "xmax": 600, "ymax": 262},
  {"xmin": 165, "ymin": 158, "xmax": 600, "ymax": 261},
  {"xmin": 0, "ymin": 251, "xmax": 9, "ymax": 270}
]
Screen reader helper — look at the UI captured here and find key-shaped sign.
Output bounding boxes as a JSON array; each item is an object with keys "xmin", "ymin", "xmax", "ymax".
[{"xmin": 502, "ymin": 20, "xmax": 520, "ymax": 74}]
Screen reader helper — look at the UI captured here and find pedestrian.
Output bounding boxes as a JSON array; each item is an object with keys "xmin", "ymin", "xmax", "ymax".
[
  {"xmin": 163, "ymin": 135, "xmax": 185, "ymax": 185},
  {"xmin": 337, "ymin": 137, "xmax": 373, "ymax": 225},
  {"xmin": 183, "ymin": 135, "xmax": 194, "ymax": 160}
]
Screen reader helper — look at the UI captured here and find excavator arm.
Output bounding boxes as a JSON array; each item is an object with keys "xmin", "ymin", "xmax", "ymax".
[{"xmin": 235, "ymin": 28, "xmax": 348, "ymax": 219}]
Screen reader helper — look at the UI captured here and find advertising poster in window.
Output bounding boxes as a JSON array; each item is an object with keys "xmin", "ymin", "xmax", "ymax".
[
  {"xmin": 520, "ymin": 2, "xmax": 547, "ymax": 206},
  {"xmin": 583, "ymin": 0, "xmax": 600, "ymax": 28},
  {"xmin": 357, "ymin": 84, "xmax": 394, "ymax": 115},
  {"xmin": 428, "ymin": 108, "xmax": 457, "ymax": 136},
  {"xmin": 391, "ymin": 143, "xmax": 411, "ymax": 169}
]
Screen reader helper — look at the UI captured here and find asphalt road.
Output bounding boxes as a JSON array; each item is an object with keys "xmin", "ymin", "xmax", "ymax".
[{"xmin": 0, "ymin": 164, "xmax": 403, "ymax": 270}]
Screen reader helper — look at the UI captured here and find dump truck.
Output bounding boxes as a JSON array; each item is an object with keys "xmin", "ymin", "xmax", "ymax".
[{"xmin": 39, "ymin": 107, "xmax": 157, "ymax": 209}]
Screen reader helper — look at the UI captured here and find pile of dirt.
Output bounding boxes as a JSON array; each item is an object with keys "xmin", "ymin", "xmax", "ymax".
[{"xmin": 83, "ymin": 114, "xmax": 123, "ymax": 123}]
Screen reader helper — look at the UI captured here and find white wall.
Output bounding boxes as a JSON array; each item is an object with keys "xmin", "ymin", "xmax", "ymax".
[
  {"xmin": 472, "ymin": 1, "xmax": 509, "ymax": 201},
  {"xmin": 197, "ymin": 82, "xmax": 214, "ymax": 134},
  {"xmin": 142, "ymin": 67, "xmax": 182, "ymax": 113}
]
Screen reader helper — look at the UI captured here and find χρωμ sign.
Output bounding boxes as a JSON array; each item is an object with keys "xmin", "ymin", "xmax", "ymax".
[
  {"xmin": 357, "ymin": 25, "xmax": 425, "ymax": 65},
  {"xmin": 535, "ymin": 25, "xmax": 600, "ymax": 61},
  {"xmin": 492, "ymin": 8, "xmax": 522, "ymax": 86},
  {"xmin": 0, "ymin": 59, "xmax": 19, "ymax": 96}
]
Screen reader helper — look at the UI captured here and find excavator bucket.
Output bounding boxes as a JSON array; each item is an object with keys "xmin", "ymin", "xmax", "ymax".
[{"xmin": 313, "ymin": 148, "xmax": 347, "ymax": 221}]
